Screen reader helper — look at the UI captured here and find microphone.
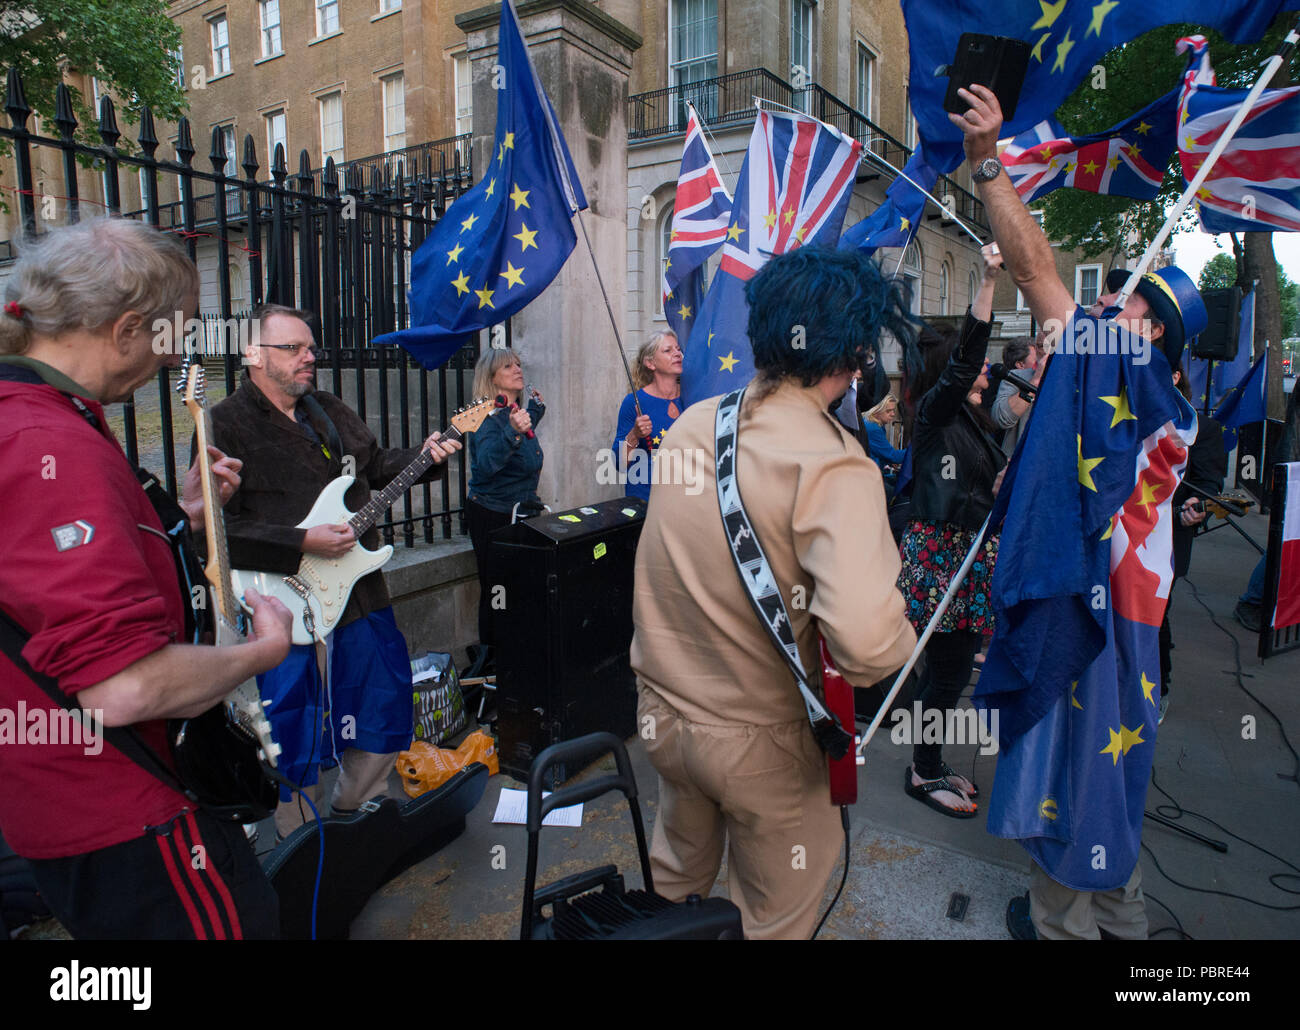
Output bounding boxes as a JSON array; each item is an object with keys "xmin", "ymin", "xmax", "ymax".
[
  {"xmin": 496, "ymin": 393, "xmax": 535, "ymax": 439},
  {"xmin": 987, "ymin": 363, "xmax": 1039, "ymax": 403}
]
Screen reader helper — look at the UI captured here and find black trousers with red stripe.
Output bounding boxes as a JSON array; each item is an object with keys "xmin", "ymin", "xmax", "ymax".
[{"xmin": 28, "ymin": 810, "xmax": 279, "ymax": 939}]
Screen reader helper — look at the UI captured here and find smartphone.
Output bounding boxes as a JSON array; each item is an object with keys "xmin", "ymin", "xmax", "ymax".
[{"xmin": 942, "ymin": 34, "xmax": 1031, "ymax": 121}]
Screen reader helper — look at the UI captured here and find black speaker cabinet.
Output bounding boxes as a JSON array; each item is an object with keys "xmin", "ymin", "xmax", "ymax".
[
  {"xmin": 490, "ymin": 496, "xmax": 646, "ymax": 784},
  {"xmin": 1191, "ymin": 287, "xmax": 1242, "ymax": 360}
]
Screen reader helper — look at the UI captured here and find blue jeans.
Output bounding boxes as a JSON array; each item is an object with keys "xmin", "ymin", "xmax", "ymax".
[{"xmin": 1240, "ymin": 556, "xmax": 1267, "ymax": 606}]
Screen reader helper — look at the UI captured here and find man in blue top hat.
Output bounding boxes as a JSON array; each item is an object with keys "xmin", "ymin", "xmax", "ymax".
[{"xmin": 952, "ymin": 83, "xmax": 1208, "ymax": 939}]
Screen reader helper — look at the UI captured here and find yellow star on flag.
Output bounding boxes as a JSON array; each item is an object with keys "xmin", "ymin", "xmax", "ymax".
[
  {"xmin": 782, "ymin": 206, "xmax": 795, "ymax": 226},
  {"xmin": 1197, "ymin": 187, "xmax": 1213, "ymax": 201},
  {"xmin": 485, "ymin": 177, "xmax": 496, "ymax": 199},
  {"xmin": 496, "ymin": 143, "xmax": 504, "ymax": 164},
  {"xmin": 1030, "ymin": 31, "xmax": 1051, "ymax": 64},
  {"xmin": 1121, "ymin": 723, "xmax": 1145, "ymax": 755},
  {"xmin": 475, "ymin": 286, "xmax": 495, "ymax": 310},
  {"xmin": 670, "ymin": 229, "xmax": 679, "ymax": 240},
  {"xmin": 707, "ymin": 331, "xmax": 715, "ymax": 348},
  {"xmin": 1078, "ymin": 435, "xmax": 1104, "ymax": 491},
  {"xmin": 446, "ymin": 242, "xmax": 465, "ymax": 265},
  {"xmin": 1086, "ymin": 0, "xmax": 1119, "ymax": 38},
  {"xmin": 795, "ymin": 225, "xmax": 808, "ymax": 242},
  {"xmin": 499, "ymin": 262, "xmax": 525, "ymax": 289},
  {"xmin": 677, "ymin": 302, "xmax": 692, "ymax": 320},
  {"xmin": 451, "ymin": 271, "xmax": 470, "ymax": 296},
  {"xmin": 1107, "ymin": 155, "xmax": 1121, "ymax": 171},
  {"xmin": 1135, "ymin": 477, "xmax": 1161, "ymax": 516},
  {"xmin": 1071, "ymin": 681, "xmax": 1083, "ymax": 710},
  {"xmin": 1082, "ymin": 159, "xmax": 1100, "ymax": 176},
  {"xmin": 727, "ymin": 223, "xmax": 744, "ymax": 241},
  {"xmin": 1063, "ymin": 160, "xmax": 1075, "ymax": 174},
  {"xmin": 1031, "ymin": 0, "xmax": 1066, "ymax": 31},
  {"xmin": 899, "ymin": 216, "xmax": 910, "ymax": 231},
  {"xmin": 764, "ymin": 209, "xmax": 778, "ymax": 230},
  {"xmin": 513, "ymin": 223, "xmax": 538, "ymax": 252},
  {"xmin": 509, "ymin": 184, "xmax": 530, "ymax": 210},
  {"xmin": 719, "ymin": 350, "xmax": 738, "ymax": 373},
  {"xmin": 1101, "ymin": 727, "xmax": 1125, "ymax": 764},
  {"xmin": 1052, "ymin": 28, "xmax": 1075, "ymax": 73},
  {"xmin": 460, "ymin": 213, "xmax": 478, "ymax": 234},
  {"xmin": 1140, "ymin": 672, "xmax": 1157, "ymax": 706},
  {"xmin": 664, "ymin": 256, "xmax": 672, "ymax": 271},
  {"xmin": 1184, "ymin": 134, "xmax": 1196, "ymax": 149},
  {"xmin": 502, "ymin": 131, "xmax": 515, "ymax": 155},
  {"xmin": 1099, "ymin": 389, "xmax": 1136, "ymax": 428},
  {"xmin": 1039, "ymin": 145, "xmax": 1055, "ymax": 161},
  {"xmin": 1101, "ymin": 513, "xmax": 1117, "ymax": 540},
  {"xmin": 1135, "ymin": 120, "xmax": 1152, "ymax": 136}
]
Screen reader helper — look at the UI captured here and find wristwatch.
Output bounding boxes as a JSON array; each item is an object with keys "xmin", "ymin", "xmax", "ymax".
[{"xmin": 971, "ymin": 156, "xmax": 1003, "ymax": 183}]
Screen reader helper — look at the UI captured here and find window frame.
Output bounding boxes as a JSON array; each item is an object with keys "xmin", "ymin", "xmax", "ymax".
[
  {"xmin": 265, "ymin": 109, "xmax": 287, "ymax": 167},
  {"xmin": 1075, "ymin": 263, "xmax": 1103, "ymax": 309},
  {"xmin": 382, "ymin": 72, "xmax": 406, "ymax": 153},
  {"xmin": 316, "ymin": 0, "xmax": 341, "ymax": 38},
  {"xmin": 855, "ymin": 41, "xmax": 876, "ymax": 119},
  {"xmin": 667, "ymin": 0, "xmax": 719, "ymax": 89},
  {"xmin": 319, "ymin": 91, "xmax": 344, "ymax": 166},
  {"xmin": 209, "ymin": 15, "xmax": 232, "ymax": 78},
  {"xmin": 260, "ymin": 1, "xmax": 283, "ymax": 58}
]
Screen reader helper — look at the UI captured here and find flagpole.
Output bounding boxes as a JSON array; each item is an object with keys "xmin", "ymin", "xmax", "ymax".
[
  {"xmin": 574, "ymin": 210, "xmax": 643, "ymax": 417},
  {"xmin": 1113, "ymin": 16, "xmax": 1300, "ymax": 312},
  {"xmin": 686, "ymin": 100, "xmax": 739, "ymax": 192},
  {"xmin": 856, "ymin": 515, "xmax": 992, "ymax": 755},
  {"xmin": 860, "ymin": 144, "xmax": 987, "ymax": 247}
]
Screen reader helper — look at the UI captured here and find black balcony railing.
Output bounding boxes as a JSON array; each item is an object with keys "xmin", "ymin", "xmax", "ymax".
[
  {"xmin": 627, "ymin": 68, "xmax": 988, "ymax": 234},
  {"xmin": 1, "ymin": 68, "xmax": 482, "ymax": 546}
]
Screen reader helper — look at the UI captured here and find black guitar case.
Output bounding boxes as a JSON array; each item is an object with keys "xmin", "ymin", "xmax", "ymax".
[{"xmin": 262, "ymin": 762, "xmax": 489, "ymax": 939}]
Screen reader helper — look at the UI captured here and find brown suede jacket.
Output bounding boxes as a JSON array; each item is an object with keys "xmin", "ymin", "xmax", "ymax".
[{"xmin": 198, "ymin": 376, "xmax": 438, "ymax": 627}]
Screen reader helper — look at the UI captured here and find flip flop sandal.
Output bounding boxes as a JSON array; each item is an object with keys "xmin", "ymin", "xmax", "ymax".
[
  {"xmin": 940, "ymin": 762, "xmax": 978, "ymax": 799},
  {"xmin": 904, "ymin": 766, "xmax": 978, "ymax": 819}
]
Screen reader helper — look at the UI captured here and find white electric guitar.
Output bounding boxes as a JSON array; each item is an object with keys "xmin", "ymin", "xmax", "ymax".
[{"xmin": 231, "ymin": 398, "xmax": 493, "ymax": 644}]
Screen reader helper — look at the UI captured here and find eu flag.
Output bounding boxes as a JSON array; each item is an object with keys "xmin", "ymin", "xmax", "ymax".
[
  {"xmin": 838, "ymin": 149, "xmax": 938, "ymax": 255},
  {"xmin": 375, "ymin": 0, "xmax": 586, "ymax": 368},
  {"xmin": 1213, "ymin": 348, "xmax": 1268, "ymax": 429},
  {"xmin": 976, "ymin": 312, "xmax": 1197, "ymax": 889},
  {"xmin": 681, "ymin": 109, "xmax": 861, "ymax": 406},
  {"xmin": 901, "ymin": 0, "xmax": 1300, "ymax": 172}
]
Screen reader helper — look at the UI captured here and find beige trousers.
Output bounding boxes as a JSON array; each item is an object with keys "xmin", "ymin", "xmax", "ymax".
[
  {"xmin": 272, "ymin": 748, "xmax": 398, "ymax": 839},
  {"xmin": 638, "ymin": 688, "xmax": 843, "ymax": 940},
  {"xmin": 1029, "ymin": 859, "xmax": 1149, "ymax": 940}
]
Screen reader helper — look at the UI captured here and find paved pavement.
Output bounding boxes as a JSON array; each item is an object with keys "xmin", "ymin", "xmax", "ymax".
[{"xmin": 348, "ymin": 504, "xmax": 1299, "ymax": 940}]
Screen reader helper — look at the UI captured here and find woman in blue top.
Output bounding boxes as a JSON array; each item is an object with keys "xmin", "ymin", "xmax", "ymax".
[
  {"xmin": 467, "ymin": 348, "xmax": 544, "ymax": 657},
  {"xmin": 613, "ymin": 330, "xmax": 683, "ymax": 502},
  {"xmin": 863, "ymin": 394, "xmax": 906, "ymax": 465}
]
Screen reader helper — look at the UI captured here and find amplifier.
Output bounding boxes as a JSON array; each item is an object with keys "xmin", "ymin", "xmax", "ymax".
[
  {"xmin": 1191, "ymin": 287, "xmax": 1242, "ymax": 361},
  {"xmin": 490, "ymin": 496, "xmax": 646, "ymax": 783}
]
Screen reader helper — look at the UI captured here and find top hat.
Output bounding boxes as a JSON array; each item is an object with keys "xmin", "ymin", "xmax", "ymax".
[{"xmin": 1104, "ymin": 266, "xmax": 1208, "ymax": 369}]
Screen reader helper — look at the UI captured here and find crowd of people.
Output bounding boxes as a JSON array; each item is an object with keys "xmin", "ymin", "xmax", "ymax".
[{"xmin": 0, "ymin": 80, "xmax": 1281, "ymax": 943}]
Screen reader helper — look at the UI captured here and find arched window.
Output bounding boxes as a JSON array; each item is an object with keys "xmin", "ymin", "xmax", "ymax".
[
  {"xmin": 938, "ymin": 263, "xmax": 949, "ymax": 315},
  {"xmin": 903, "ymin": 245, "xmax": 922, "ymax": 315},
  {"xmin": 969, "ymin": 269, "xmax": 978, "ymax": 308},
  {"xmin": 659, "ymin": 202, "xmax": 675, "ymax": 319}
]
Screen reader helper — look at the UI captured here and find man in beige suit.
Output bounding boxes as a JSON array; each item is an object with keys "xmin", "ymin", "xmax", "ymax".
[{"xmin": 631, "ymin": 246, "xmax": 918, "ymax": 939}]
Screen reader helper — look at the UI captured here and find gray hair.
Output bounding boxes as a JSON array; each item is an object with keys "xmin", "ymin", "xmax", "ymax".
[
  {"xmin": 0, "ymin": 218, "xmax": 198, "ymax": 355},
  {"xmin": 472, "ymin": 346, "xmax": 522, "ymax": 401},
  {"xmin": 632, "ymin": 330, "xmax": 677, "ymax": 391}
]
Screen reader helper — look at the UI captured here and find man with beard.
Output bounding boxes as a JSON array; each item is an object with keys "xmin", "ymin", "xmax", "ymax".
[{"xmin": 206, "ymin": 304, "xmax": 459, "ymax": 838}]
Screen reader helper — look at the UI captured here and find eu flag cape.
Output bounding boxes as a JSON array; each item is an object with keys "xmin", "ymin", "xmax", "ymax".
[{"xmin": 976, "ymin": 311, "xmax": 1197, "ymax": 889}]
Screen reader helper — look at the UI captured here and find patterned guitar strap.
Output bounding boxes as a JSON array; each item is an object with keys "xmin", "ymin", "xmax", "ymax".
[{"xmin": 713, "ymin": 388, "xmax": 851, "ymax": 760}]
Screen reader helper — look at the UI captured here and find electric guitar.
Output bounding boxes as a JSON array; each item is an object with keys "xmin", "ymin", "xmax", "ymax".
[
  {"xmin": 231, "ymin": 398, "xmax": 494, "ymax": 645},
  {"xmin": 819, "ymin": 636, "xmax": 863, "ymax": 806},
  {"xmin": 173, "ymin": 361, "xmax": 282, "ymax": 821}
]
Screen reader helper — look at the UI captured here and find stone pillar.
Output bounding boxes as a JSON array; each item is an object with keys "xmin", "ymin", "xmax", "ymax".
[{"xmin": 457, "ymin": 1, "xmax": 642, "ymax": 510}]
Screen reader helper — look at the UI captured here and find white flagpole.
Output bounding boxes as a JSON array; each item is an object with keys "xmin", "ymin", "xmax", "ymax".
[{"xmin": 1113, "ymin": 20, "xmax": 1300, "ymax": 311}]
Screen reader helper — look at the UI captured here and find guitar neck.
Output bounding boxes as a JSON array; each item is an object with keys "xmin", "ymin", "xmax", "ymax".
[
  {"xmin": 348, "ymin": 424, "xmax": 465, "ymax": 537},
  {"xmin": 195, "ymin": 408, "xmax": 240, "ymax": 628}
]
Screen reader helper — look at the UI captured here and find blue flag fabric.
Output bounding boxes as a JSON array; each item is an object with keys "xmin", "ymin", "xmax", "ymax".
[
  {"xmin": 838, "ymin": 150, "xmax": 938, "ymax": 254},
  {"xmin": 975, "ymin": 311, "xmax": 1197, "ymax": 890},
  {"xmin": 374, "ymin": 0, "xmax": 586, "ymax": 368},
  {"xmin": 1213, "ymin": 348, "xmax": 1268, "ymax": 429},
  {"xmin": 901, "ymin": 0, "xmax": 1300, "ymax": 173},
  {"xmin": 663, "ymin": 104, "xmax": 733, "ymax": 347},
  {"xmin": 681, "ymin": 109, "xmax": 861, "ymax": 407}
]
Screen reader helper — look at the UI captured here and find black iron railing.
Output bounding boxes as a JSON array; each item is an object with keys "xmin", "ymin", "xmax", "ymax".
[
  {"xmin": 627, "ymin": 68, "xmax": 988, "ymax": 234},
  {"xmin": 1, "ymin": 68, "xmax": 481, "ymax": 547}
]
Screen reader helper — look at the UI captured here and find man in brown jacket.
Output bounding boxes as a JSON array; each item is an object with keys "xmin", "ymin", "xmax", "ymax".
[
  {"xmin": 631, "ymin": 247, "xmax": 918, "ymax": 939},
  {"xmin": 207, "ymin": 304, "xmax": 459, "ymax": 838}
]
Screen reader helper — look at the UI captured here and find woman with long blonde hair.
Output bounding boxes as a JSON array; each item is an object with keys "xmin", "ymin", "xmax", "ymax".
[{"xmin": 613, "ymin": 329, "xmax": 682, "ymax": 502}]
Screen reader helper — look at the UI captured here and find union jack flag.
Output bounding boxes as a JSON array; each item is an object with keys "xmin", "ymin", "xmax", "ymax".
[
  {"xmin": 662, "ymin": 103, "xmax": 732, "ymax": 347},
  {"xmin": 681, "ymin": 108, "xmax": 862, "ymax": 405},
  {"xmin": 1177, "ymin": 35, "xmax": 1300, "ymax": 233}
]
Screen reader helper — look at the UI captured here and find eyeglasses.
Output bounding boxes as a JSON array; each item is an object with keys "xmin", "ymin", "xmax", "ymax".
[{"xmin": 260, "ymin": 343, "xmax": 319, "ymax": 358}]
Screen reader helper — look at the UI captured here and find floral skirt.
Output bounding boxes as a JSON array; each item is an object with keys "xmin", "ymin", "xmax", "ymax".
[{"xmin": 897, "ymin": 519, "xmax": 999, "ymax": 635}]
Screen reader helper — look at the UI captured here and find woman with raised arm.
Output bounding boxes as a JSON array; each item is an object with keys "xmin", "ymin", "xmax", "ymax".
[{"xmin": 613, "ymin": 330, "xmax": 683, "ymax": 502}]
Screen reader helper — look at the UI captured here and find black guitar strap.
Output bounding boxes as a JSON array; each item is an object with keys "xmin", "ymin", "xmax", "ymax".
[
  {"xmin": 299, "ymin": 392, "xmax": 345, "ymax": 467},
  {"xmin": 713, "ymin": 388, "xmax": 850, "ymax": 760}
]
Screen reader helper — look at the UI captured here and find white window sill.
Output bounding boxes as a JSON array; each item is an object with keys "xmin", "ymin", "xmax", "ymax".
[
  {"xmin": 371, "ymin": 8, "xmax": 401, "ymax": 23},
  {"xmin": 308, "ymin": 31, "xmax": 343, "ymax": 47},
  {"xmin": 254, "ymin": 52, "xmax": 284, "ymax": 66},
  {"xmin": 209, "ymin": 70, "xmax": 233, "ymax": 83}
]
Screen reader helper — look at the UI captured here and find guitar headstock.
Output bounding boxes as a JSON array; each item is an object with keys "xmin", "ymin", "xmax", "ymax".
[
  {"xmin": 448, "ymin": 397, "xmax": 494, "ymax": 435},
  {"xmin": 181, "ymin": 356, "xmax": 207, "ymax": 419}
]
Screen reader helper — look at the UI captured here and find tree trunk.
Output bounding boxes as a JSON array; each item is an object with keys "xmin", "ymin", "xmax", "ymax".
[{"xmin": 1242, "ymin": 232, "xmax": 1286, "ymax": 417}]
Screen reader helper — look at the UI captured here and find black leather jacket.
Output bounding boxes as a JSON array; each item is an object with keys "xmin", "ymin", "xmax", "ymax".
[{"xmin": 909, "ymin": 311, "xmax": 1007, "ymax": 531}]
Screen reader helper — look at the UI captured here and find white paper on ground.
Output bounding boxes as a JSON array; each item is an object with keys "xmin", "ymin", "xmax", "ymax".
[{"xmin": 492, "ymin": 787, "xmax": 584, "ymax": 827}]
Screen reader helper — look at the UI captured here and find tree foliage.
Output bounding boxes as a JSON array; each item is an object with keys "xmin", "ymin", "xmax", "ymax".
[
  {"xmin": 0, "ymin": 1, "xmax": 186, "ymax": 153},
  {"xmin": 1198, "ymin": 252, "xmax": 1238, "ymax": 290}
]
